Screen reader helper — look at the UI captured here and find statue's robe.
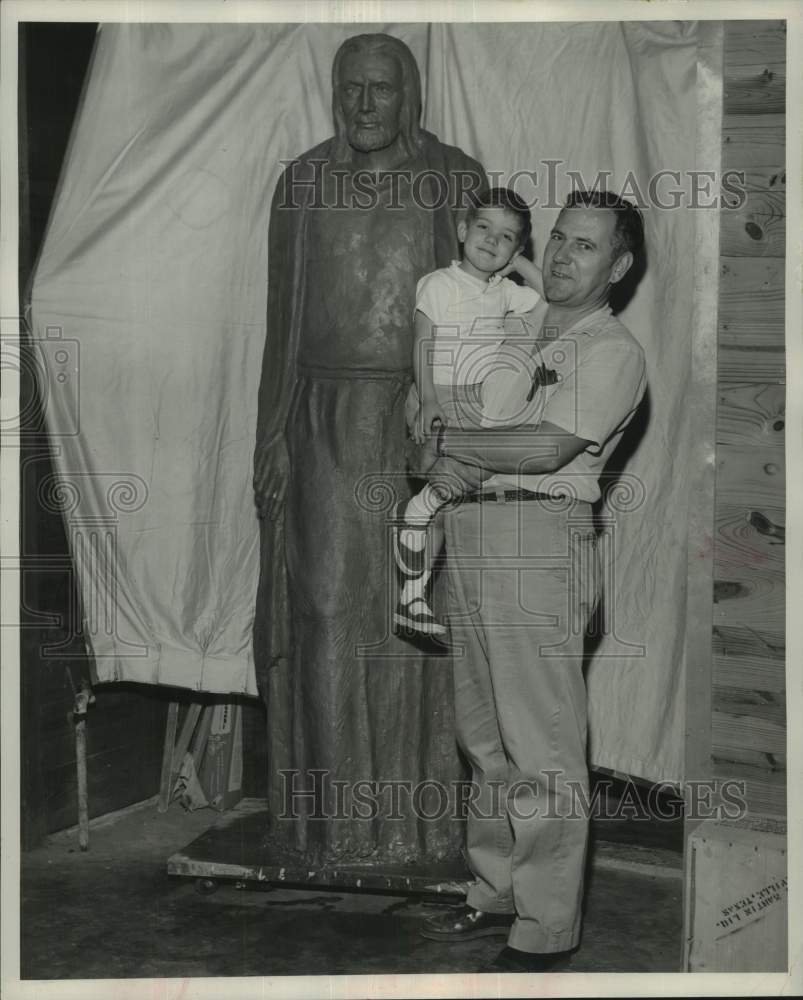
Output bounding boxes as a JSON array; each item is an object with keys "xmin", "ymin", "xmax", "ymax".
[{"xmin": 255, "ymin": 131, "xmax": 485, "ymax": 864}]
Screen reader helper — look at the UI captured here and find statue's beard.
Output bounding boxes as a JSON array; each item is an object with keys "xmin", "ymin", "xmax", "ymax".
[{"xmin": 347, "ymin": 123, "xmax": 399, "ymax": 154}]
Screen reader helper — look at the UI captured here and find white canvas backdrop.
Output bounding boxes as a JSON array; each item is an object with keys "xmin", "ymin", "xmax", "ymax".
[{"xmin": 32, "ymin": 21, "xmax": 705, "ymax": 781}]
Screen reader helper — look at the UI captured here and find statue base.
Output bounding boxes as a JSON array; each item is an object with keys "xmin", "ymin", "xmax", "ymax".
[{"xmin": 167, "ymin": 798, "xmax": 472, "ymax": 896}]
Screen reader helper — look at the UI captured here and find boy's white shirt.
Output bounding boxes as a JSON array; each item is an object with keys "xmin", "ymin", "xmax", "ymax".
[{"xmin": 415, "ymin": 261, "xmax": 541, "ymax": 387}]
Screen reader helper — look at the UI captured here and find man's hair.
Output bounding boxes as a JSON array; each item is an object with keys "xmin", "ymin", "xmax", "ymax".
[
  {"xmin": 564, "ymin": 189, "xmax": 645, "ymax": 259},
  {"xmin": 331, "ymin": 33, "xmax": 424, "ymax": 164},
  {"xmin": 466, "ymin": 187, "xmax": 533, "ymax": 247}
]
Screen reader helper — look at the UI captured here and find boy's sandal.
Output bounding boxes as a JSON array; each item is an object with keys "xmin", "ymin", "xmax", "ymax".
[
  {"xmin": 393, "ymin": 501, "xmax": 428, "ymax": 577},
  {"xmin": 393, "ymin": 598, "xmax": 446, "ymax": 637}
]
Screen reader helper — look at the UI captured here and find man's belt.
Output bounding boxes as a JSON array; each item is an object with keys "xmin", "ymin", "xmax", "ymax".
[{"xmin": 461, "ymin": 489, "xmax": 565, "ymax": 504}]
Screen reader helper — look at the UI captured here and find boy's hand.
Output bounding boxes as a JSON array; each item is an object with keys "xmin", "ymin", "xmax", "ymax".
[
  {"xmin": 496, "ymin": 249, "xmax": 523, "ymax": 279},
  {"xmin": 413, "ymin": 400, "xmax": 447, "ymax": 444}
]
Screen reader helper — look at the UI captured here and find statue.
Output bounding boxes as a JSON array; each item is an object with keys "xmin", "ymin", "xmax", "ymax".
[{"xmin": 253, "ymin": 33, "xmax": 485, "ymax": 865}]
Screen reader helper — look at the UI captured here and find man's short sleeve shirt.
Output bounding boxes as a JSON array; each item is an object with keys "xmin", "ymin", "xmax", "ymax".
[{"xmin": 481, "ymin": 306, "xmax": 647, "ymax": 503}]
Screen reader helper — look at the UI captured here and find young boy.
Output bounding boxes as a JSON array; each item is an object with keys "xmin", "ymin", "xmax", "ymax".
[{"xmin": 394, "ymin": 188, "xmax": 544, "ymax": 636}]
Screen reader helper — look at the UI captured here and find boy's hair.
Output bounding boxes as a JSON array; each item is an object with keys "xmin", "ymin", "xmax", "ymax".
[
  {"xmin": 564, "ymin": 189, "xmax": 645, "ymax": 259},
  {"xmin": 466, "ymin": 187, "xmax": 532, "ymax": 247}
]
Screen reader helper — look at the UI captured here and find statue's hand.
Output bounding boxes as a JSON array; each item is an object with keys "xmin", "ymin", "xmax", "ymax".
[{"xmin": 253, "ymin": 438, "xmax": 289, "ymax": 521}]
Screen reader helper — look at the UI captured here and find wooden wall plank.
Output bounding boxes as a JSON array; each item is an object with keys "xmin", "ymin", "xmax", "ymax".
[
  {"xmin": 720, "ymin": 183, "xmax": 785, "ymax": 257},
  {"xmin": 716, "ymin": 385, "xmax": 785, "ymax": 447},
  {"xmin": 713, "ymin": 570, "xmax": 784, "ymax": 636},
  {"xmin": 716, "ymin": 443, "xmax": 785, "ymax": 509},
  {"xmin": 719, "ymin": 259, "xmax": 784, "ymax": 345},
  {"xmin": 713, "ymin": 685, "xmax": 785, "ymax": 724},
  {"xmin": 711, "ymin": 9, "xmax": 787, "ymax": 832},
  {"xmin": 711, "ymin": 746, "xmax": 784, "ymax": 775},
  {"xmin": 713, "ymin": 497, "xmax": 785, "ymax": 635},
  {"xmin": 722, "ymin": 114, "xmax": 785, "ymax": 169},
  {"xmin": 712, "ymin": 757, "xmax": 786, "ymax": 817},
  {"xmin": 715, "ymin": 504, "xmax": 784, "ymax": 571},
  {"xmin": 717, "ymin": 345, "xmax": 785, "ymax": 385},
  {"xmin": 713, "ymin": 624, "xmax": 784, "ymax": 660},
  {"xmin": 723, "ymin": 67, "xmax": 785, "ymax": 117},
  {"xmin": 714, "ymin": 653, "xmax": 786, "ymax": 694},
  {"xmin": 724, "ymin": 20, "xmax": 787, "ymax": 69},
  {"xmin": 711, "ymin": 712, "xmax": 785, "ymax": 761}
]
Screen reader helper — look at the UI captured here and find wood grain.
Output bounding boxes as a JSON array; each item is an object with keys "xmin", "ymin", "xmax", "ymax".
[
  {"xmin": 712, "ymin": 757, "xmax": 786, "ymax": 816},
  {"xmin": 716, "ymin": 443, "xmax": 785, "ymax": 509},
  {"xmin": 719, "ymin": 258, "xmax": 784, "ymax": 346},
  {"xmin": 709, "ymin": 18, "xmax": 787, "ymax": 829},
  {"xmin": 717, "ymin": 344, "xmax": 785, "ymax": 385},
  {"xmin": 713, "ymin": 500, "xmax": 785, "ymax": 635},
  {"xmin": 713, "ymin": 652, "xmax": 786, "ymax": 694},
  {"xmin": 713, "ymin": 624, "xmax": 784, "ymax": 660},
  {"xmin": 723, "ymin": 18, "xmax": 786, "ymax": 118},
  {"xmin": 716, "ymin": 384, "xmax": 785, "ymax": 447},
  {"xmin": 724, "ymin": 167, "xmax": 786, "ymax": 195},
  {"xmin": 722, "ymin": 115, "xmax": 785, "ymax": 170},
  {"xmin": 713, "ymin": 685, "xmax": 785, "ymax": 725},
  {"xmin": 711, "ymin": 712, "xmax": 786, "ymax": 765},
  {"xmin": 715, "ymin": 504, "xmax": 784, "ymax": 573},
  {"xmin": 724, "ymin": 20, "xmax": 786, "ymax": 66},
  {"xmin": 712, "ymin": 572, "xmax": 784, "ymax": 637},
  {"xmin": 720, "ymin": 181, "xmax": 785, "ymax": 257},
  {"xmin": 724, "ymin": 66, "xmax": 785, "ymax": 117}
]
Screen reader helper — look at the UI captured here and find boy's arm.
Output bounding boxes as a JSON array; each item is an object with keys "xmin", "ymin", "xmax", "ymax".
[{"xmin": 508, "ymin": 254, "xmax": 544, "ymax": 297}]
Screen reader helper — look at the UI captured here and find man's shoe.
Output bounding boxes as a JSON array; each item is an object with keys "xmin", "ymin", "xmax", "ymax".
[
  {"xmin": 420, "ymin": 905, "xmax": 514, "ymax": 942},
  {"xmin": 481, "ymin": 945, "xmax": 574, "ymax": 973}
]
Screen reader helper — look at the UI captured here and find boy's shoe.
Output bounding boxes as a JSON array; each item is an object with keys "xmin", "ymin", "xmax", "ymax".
[
  {"xmin": 393, "ymin": 596, "xmax": 446, "ymax": 637},
  {"xmin": 392, "ymin": 500, "xmax": 428, "ymax": 576}
]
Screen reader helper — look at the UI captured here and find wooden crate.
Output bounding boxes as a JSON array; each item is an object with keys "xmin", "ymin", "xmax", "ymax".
[{"xmin": 683, "ymin": 818, "xmax": 787, "ymax": 971}]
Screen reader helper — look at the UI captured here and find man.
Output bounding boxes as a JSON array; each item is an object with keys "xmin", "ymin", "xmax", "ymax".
[
  {"xmin": 418, "ymin": 190, "xmax": 647, "ymax": 971},
  {"xmin": 252, "ymin": 34, "xmax": 484, "ymax": 865}
]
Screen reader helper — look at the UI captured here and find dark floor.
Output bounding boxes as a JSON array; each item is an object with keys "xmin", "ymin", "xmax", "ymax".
[{"xmin": 21, "ymin": 801, "xmax": 682, "ymax": 979}]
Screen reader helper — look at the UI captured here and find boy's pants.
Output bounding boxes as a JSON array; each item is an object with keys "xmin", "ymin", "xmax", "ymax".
[{"xmin": 406, "ymin": 382, "xmax": 488, "ymax": 502}]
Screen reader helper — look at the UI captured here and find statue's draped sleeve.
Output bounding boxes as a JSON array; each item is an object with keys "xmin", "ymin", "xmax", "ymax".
[
  {"xmin": 256, "ymin": 152, "xmax": 322, "ymax": 448},
  {"xmin": 253, "ymin": 150, "xmax": 324, "ymax": 693}
]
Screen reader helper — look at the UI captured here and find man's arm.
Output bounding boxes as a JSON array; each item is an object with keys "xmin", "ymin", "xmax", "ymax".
[
  {"xmin": 439, "ymin": 330, "xmax": 646, "ymax": 479},
  {"xmin": 438, "ymin": 420, "xmax": 592, "ymax": 476}
]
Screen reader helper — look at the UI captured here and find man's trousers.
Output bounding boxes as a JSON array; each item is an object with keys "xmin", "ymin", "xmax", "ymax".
[{"xmin": 443, "ymin": 495, "xmax": 600, "ymax": 953}]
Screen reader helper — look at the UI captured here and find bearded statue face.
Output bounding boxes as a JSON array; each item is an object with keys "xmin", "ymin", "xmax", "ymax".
[{"xmin": 336, "ymin": 50, "xmax": 404, "ymax": 154}]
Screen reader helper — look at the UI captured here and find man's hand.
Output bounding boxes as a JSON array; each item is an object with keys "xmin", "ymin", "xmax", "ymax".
[
  {"xmin": 413, "ymin": 400, "xmax": 447, "ymax": 444},
  {"xmin": 253, "ymin": 438, "xmax": 290, "ymax": 521}
]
